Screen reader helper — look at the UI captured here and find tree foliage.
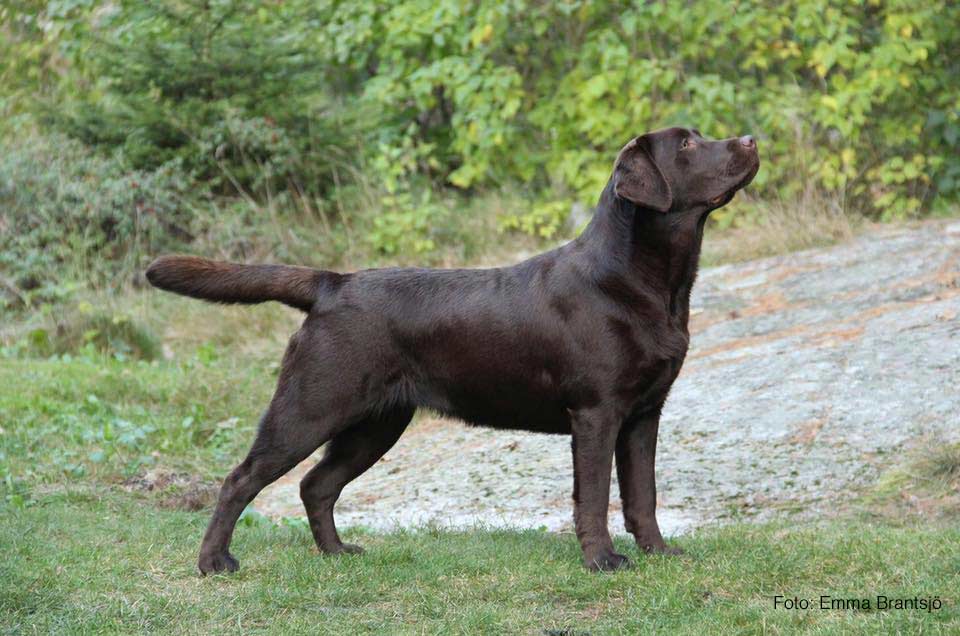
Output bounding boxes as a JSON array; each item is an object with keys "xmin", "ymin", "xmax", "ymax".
[
  {"xmin": 4, "ymin": 0, "xmax": 367, "ymax": 199},
  {"xmin": 3, "ymin": 0, "xmax": 959, "ymax": 241},
  {"xmin": 319, "ymin": 0, "xmax": 959, "ymax": 228}
]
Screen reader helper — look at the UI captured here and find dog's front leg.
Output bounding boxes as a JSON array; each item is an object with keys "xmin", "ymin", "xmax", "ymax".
[
  {"xmin": 615, "ymin": 410, "xmax": 683, "ymax": 555},
  {"xmin": 570, "ymin": 408, "xmax": 629, "ymax": 571}
]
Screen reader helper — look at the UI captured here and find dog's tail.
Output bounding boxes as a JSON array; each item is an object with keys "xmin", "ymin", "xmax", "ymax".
[{"xmin": 145, "ymin": 255, "xmax": 332, "ymax": 312}]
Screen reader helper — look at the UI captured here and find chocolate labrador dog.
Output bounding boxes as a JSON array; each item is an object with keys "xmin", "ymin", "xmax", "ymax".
[{"xmin": 147, "ymin": 127, "xmax": 759, "ymax": 573}]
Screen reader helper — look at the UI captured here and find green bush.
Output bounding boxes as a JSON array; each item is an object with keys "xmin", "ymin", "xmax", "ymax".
[
  {"xmin": 0, "ymin": 132, "xmax": 195, "ymax": 307},
  {"xmin": 325, "ymin": 0, "xmax": 959, "ymax": 221}
]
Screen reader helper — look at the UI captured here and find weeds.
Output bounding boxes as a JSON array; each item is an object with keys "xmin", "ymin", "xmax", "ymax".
[
  {"xmin": 703, "ymin": 186, "xmax": 858, "ymax": 265},
  {"xmin": 24, "ymin": 304, "xmax": 161, "ymax": 361},
  {"xmin": 863, "ymin": 441, "xmax": 960, "ymax": 525}
]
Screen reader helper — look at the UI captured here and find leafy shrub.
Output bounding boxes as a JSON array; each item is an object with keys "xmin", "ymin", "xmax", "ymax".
[
  {"xmin": 0, "ymin": 132, "xmax": 195, "ymax": 306},
  {"xmin": 316, "ymin": 0, "xmax": 960, "ymax": 222},
  {"xmin": 498, "ymin": 200, "xmax": 571, "ymax": 240}
]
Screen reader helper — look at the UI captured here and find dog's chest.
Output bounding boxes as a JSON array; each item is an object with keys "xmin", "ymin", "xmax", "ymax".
[{"xmin": 610, "ymin": 321, "xmax": 689, "ymax": 407}]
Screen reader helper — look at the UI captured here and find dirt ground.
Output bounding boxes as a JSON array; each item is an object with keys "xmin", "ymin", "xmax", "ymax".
[{"xmin": 256, "ymin": 220, "xmax": 960, "ymax": 537}]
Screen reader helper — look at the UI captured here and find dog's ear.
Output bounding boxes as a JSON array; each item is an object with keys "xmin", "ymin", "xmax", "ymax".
[{"xmin": 613, "ymin": 135, "xmax": 672, "ymax": 212}]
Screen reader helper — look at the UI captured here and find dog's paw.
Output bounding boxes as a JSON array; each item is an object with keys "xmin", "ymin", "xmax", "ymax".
[
  {"xmin": 322, "ymin": 542, "xmax": 365, "ymax": 556},
  {"xmin": 640, "ymin": 542, "xmax": 684, "ymax": 556},
  {"xmin": 586, "ymin": 551, "xmax": 631, "ymax": 572},
  {"xmin": 340, "ymin": 543, "xmax": 365, "ymax": 554},
  {"xmin": 198, "ymin": 551, "xmax": 239, "ymax": 575}
]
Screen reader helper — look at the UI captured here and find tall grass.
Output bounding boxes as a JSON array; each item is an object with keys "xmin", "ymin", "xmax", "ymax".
[{"xmin": 704, "ymin": 186, "xmax": 858, "ymax": 265}]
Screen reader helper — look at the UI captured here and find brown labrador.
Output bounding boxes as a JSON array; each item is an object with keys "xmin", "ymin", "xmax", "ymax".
[{"xmin": 146, "ymin": 127, "xmax": 759, "ymax": 573}]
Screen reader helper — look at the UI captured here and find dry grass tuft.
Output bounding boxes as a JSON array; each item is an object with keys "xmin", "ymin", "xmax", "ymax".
[
  {"xmin": 866, "ymin": 441, "xmax": 960, "ymax": 524},
  {"xmin": 704, "ymin": 185, "xmax": 859, "ymax": 265}
]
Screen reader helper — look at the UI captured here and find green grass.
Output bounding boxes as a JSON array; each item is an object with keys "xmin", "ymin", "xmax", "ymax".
[
  {"xmin": 2, "ymin": 296, "xmax": 959, "ymax": 634},
  {"xmin": 1, "ymin": 490, "xmax": 957, "ymax": 634},
  {"xmin": 0, "ymin": 354, "xmax": 272, "ymax": 488}
]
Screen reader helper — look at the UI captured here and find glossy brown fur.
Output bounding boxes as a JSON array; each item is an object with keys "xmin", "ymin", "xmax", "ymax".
[{"xmin": 146, "ymin": 127, "xmax": 760, "ymax": 574}]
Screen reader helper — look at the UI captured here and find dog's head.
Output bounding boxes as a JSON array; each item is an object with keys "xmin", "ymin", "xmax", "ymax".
[{"xmin": 612, "ymin": 127, "xmax": 759, "ymax": 213}]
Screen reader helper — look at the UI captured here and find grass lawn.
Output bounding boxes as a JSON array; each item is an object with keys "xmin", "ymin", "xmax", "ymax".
[
  {"xmin": 2, "ymin": 490, "xmax": 957, "ymax": 634},
  {"xmin": 1, "ymin": 298, "xmax": 958, "ymax": 634}
]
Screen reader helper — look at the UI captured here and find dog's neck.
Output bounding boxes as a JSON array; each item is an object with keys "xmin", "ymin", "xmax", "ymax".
[{"xmin": 579, "ymin": 181, "xmax": 708, "ymax": 321}]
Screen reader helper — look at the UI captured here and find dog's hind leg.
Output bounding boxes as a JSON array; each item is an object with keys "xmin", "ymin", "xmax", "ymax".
[
  {"xmin": 299, "ymin": 406, "xmax": 414, "ymax": 555},
  {"xmin": 196, "ymin": 403, "xmax": 337, "ymax": 575}
]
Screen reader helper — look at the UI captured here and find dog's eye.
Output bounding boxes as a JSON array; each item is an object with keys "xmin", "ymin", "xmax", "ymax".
[{"xmin": 681, "ymin": 138, "xmax": 692, "ymax": 149}]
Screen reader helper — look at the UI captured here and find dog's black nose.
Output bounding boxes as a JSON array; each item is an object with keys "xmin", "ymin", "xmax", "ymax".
[{"xmin": 739, "ymin": 135, "xmax": 755, "ymax": 149}]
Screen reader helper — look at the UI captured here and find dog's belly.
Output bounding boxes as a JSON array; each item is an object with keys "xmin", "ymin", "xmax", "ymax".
[{"xmin": 414, "ymin": 374, "xmax": 574, "ymax": 434}]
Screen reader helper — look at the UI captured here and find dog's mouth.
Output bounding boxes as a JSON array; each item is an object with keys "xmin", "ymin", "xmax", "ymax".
[{"xmin": 709, "ymin": 158, "xmax": 760, "ymax": 207}]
